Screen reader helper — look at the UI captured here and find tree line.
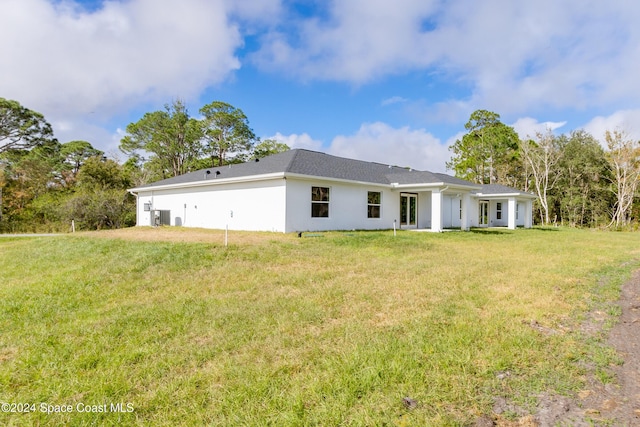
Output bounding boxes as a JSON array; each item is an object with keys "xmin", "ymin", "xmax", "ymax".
[
  {"xmin": 1, "ymin": 98, "xmax": 638, "ymax": 231},
  {"xmin": 0, "ymin": 98, "xmax": 288, "ymax": 232},
  {"xmin": 120, "ymin": 99, "xmax": 288, "ymax": 180},
  {"xmin": 448, "ymin": 110, "xmax": 640, "ymax": 228}
]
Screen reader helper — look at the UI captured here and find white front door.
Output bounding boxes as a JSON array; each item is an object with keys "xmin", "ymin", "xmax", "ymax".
[
  {"xmin": 479, "ymin": 201, "xmax": 489, "ymax": 226},
  {"xmin": 400, "ymin": 193, "xmax": 418, "ymax": 229}
]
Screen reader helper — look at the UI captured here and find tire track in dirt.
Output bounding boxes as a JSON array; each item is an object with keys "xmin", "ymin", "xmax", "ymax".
[{"xmin": 536, "ymin": 270, "xmax": 640, "ymax": 426}]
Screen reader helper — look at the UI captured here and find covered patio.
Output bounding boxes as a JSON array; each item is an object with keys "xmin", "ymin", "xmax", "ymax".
[
  {"xmin": 392, "ymin": 183, "xmax": 535, "ymax": 232},
  {"xmin": 471, "ymin": 185, "xmax": 536, "ymax": 229}
]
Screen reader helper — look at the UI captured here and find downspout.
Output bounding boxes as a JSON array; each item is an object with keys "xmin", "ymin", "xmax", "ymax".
[{"xmin": 127, "ymin": 190, "xmax": 139, "ymax": 226}]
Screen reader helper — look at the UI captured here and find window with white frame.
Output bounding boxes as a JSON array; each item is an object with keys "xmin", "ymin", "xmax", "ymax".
[
  {"xmin": 516, "ymin": 202, "xmax": 520, "ymax": 220},
  {"xmin": 311, "ymin": 186, "xmax": 330, "ymax": 217},
  {"xmin": 496, "ymin": 202, "xmax": 502, "ymax": 220},
  {"xmin": 367, "ymin": 191, "xmax": 381, "ymax": 218}
]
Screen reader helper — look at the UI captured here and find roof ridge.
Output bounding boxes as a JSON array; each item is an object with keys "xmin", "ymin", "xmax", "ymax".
[{"xmin": 284, "ymin": 148, "xmax": 303, "ymax": 172}]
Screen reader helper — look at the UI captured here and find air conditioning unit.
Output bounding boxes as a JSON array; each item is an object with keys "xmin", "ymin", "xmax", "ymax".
[{"xmin": 150, "ymin": 210, "xmax": 171, "ymax": 226}]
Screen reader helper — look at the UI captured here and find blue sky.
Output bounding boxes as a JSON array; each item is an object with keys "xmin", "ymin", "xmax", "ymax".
[{"xmin": 1, "ymin": 0, "xmax": 639, "ymax": 172}]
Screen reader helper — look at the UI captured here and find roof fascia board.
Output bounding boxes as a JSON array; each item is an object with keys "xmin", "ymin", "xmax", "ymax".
[
  {"xmin": 130, "ymin": 170, "xmax": 490, "ymax": 193},
  {"xmin": 390, "ymin": 182, "xmax": 481, "ymax": 191},
  {"xmin": 473, "ymin": 192, "xmax": 537, "ymax": 199},
  {"xmin": 129, "ymin": 172, "xmax": 286, "ymax": 192},
  {"xmin": 283, "ymin": 172, "xmax": 390, "ymax": 188}
]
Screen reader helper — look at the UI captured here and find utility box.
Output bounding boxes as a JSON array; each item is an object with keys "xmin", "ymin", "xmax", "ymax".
[{"xmin": 151, "ymin": 210, "xmax": 171, "ymax": 226}]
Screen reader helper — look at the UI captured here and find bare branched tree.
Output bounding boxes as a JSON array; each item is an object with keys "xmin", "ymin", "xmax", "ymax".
[
  {"xmin": 605, "ymin": 129, "xmax": 640, "ymax": 228},
  {"xmin": 520, "ymin": 129, "xmax": 563, "ymax": 225}
]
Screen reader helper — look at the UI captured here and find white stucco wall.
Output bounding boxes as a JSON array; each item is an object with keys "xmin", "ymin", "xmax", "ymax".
[
  {"xmin": 416, "ymin": 192, "xmax": 431, "ymax": 229},
  {"xmin": 133, "ymin": 175, "xmax": 535, "ymax": 232},
  {"xmin": 468, "ymin": 199, "xmax": 479, "ymax": 227},
  {"xmin": 284, "ymin": 178, "xmax": 398, "ymax": 232},
  {"xmin": 136, "ymin": 178, "xmax": 287, "ymax": 232},
  {"xmin": 489, "ymin": 200, "xmax": 508, "ymax": 227},
  {"xmin": 442, "ymin": 194, "xmax": 462, "ymax": 228},
  {"xmin": 514, "ymin": 199, "xmax": 533, "ymax": 227}
]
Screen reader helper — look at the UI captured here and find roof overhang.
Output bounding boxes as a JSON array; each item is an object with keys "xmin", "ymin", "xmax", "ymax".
[
  {"xmin": 128, "ymin": 172, "xmax": 286, "ymax": 193},
  {"xmin": 283, "ymin": 172, "xmax": 389, "ymax": 188},
  {"xmin": 390, "ymin": 182, "xmax": 482, "ymax": 192},
  {"xmin": 473, "ymin": 192, "xmax": 537, "ymax": 199},
  {"xmin": 129, "ymin": 171, "xmax": 499, "ymax": 195}
]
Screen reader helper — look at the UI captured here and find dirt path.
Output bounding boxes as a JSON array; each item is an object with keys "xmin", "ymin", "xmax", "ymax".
[
  {"xmin": 536, "ymin": 270, "xmax": 640, "ymax": 426},
  {"xmin": 478, "ymin": 270, "xmax": 640, "ymax": 426}
]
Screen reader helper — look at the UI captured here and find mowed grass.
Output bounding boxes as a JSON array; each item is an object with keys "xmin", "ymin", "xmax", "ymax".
[{"xmin": 0, "ymin": 227, "xmax": 639, "ymax": 426}]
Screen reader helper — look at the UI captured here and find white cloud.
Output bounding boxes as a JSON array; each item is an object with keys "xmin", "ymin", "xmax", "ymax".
[
  {"xmin": 583, "ymin": 110, "xmax": 640, "ymax": 144},
  {"xmin": 511, "ymin": 118, "xmax": 567, "ymax": 140},
  {"xmin": 51, "ymin": 118, "xmax": 123, "ymax": 154},
  {"xmin": 272, "ymin": 123, "xmax": 450, "ymax": 172},
  {"xmin": 0, "ymin": 0, "xmax": 243, "ymax": 147},
  {"xmin": 510, "ymin": 111, "xmax": 640, "ymax": 147},
  {"xmin": 252, "ymin": 0, "xmax": 440, "ymax": 82},
  {"xmin": 326, "ymin": 122, "xmax": 449, "ymax": 172},
  {"xmin": 4, "ymin": 0, "xmax": 639, "ymax": 162},
  {"xmin": 224, "ymin": 0, "xmax": 282, "ymax": 27},
  {"xmin": 254, "ymin": 0, "xmax": 640, "ymax": 116},
  {"xmin": 270, "ymin": 132, "xmax": 323, "ymax": 151},
  {"xmin": 381, "ymin": 96, "xmax": 408, "ymax": 106}
]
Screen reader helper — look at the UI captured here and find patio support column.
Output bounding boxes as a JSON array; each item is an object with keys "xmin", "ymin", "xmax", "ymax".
[
  {"xmin": 461, "ymin": 193, "xmax": 470, "ymax": 231},
  {"xmin": 431, "ymin": 190, "xmax": 442, "ymax": 232},
  {"xmin": 525, "ymin": 199, "xmax": 533, "ymax": 228},
  {"xmin": 507, "ymin": 197, "xmax": 517, "ymax": 229}
]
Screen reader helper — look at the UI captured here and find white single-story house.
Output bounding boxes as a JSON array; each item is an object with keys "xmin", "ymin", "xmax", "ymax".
[{"xmin": 128, "ymin": 149, "xmax": 536, "ymax": 233}]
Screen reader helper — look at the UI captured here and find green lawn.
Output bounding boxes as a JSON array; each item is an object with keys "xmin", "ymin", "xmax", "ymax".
[{"xmin": 0, "ymin": 227, "xmax": 638, "ymax": 426}]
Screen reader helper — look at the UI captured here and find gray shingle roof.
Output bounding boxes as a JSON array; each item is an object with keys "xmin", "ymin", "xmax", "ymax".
[
  {"xmin": 285, "ymin": 150, "xmax": 411, "ymax": 184},
  {"xmin": 134, "ymin": 149, "xmax": 299, "ymax": 188},
  {"xmin": 132, "ymin": 149, "xmax": 478, "ymax": 189}
]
